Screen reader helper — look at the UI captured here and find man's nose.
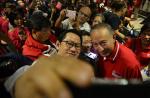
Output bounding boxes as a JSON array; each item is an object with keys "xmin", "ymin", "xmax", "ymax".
[{"xmin": 70, "ymin": 45, "xmax": 77, "ymax": 52}]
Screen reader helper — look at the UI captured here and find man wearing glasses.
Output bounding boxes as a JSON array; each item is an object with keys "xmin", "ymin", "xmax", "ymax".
[
  {"xmin": 55, "ymin": 6, "xmax": 92, "ymax": 32},
  {"xmin": 56, "ymin": 29, "xmax": 82, "ymax": 57},
  {"xmin": 4, "ymin": 29, "xmax": 86, "ymax": 97}
]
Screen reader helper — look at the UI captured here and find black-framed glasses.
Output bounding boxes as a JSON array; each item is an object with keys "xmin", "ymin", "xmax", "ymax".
[
  {"xmin": 62, "ymin": 41, "xmax": 81, "ymax": 49},
  {"xmin": 78, "ymin": 11, "xmax": 89, "ymax": 19}
]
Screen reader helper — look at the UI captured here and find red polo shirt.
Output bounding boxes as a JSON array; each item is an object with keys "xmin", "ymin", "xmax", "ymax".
[{"xmin": 97, "ymin": 41, "xmax": 142, "ymax": 80}]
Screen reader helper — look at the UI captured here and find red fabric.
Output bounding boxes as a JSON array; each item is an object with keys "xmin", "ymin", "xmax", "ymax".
[
  {"xmin": 125, "ymin": 38, "xmax": 150, "ymax": 67},
  {"xmin": 133, "ymin": 0, "xmax": 142, "ymax": 7},
  {"xmin": 134, "ymin": 39, "xmax": 150, "ymax": 67},
  {"xmin": 8, "ymin": 27, "xmax": 30, "ymax": 53},
  {"xmin": 1, "ymin": 19, "xmax": 9, "ymax": 35},
  {"xmin": 97, "ymin": 42, "xmax": 142, "ymax": 80},
  {"xmin": 124, "ymin": 37, "xmax": 133, "ymax": 48},
  {"xmin": 49, "ymin": 34, "xmax": 57, "ymax": 44},
  {"xmin": 0, "ymin": 17, "xmax": 7, "ymax": 31},
  {"xmin": 127, "ymin": 5, "xmax": 134, "ymax": 17},
  {"xmin": 22, "ymin": 35, "xmax": 49, "ymax": 61}
]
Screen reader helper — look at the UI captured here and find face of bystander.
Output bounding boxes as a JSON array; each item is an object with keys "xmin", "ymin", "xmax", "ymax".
[{"xmin": 57, "ymin": 32, "xmax": 81, "ymax": 58}]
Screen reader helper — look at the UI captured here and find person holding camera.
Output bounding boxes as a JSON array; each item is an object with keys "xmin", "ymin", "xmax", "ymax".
[{"xmin": 55, "ymin": 6, "xmax": 92, "ymax": 32}]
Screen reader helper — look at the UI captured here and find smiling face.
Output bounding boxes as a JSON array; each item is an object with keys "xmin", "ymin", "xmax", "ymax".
[
  {"xmin": 82, "ymin": 35, "xmax": 92, "ymax": 53},
  {"xmin": 91, "ymin": 27, "xmax": 115, "ymax": 57},
  {"xmin": 57, "ymin": 32, "xmax": 81, "ymax": 57},
  {"xmin": 140, "ymin": 30, "xmax": 150, "ymax": 50},
  {"xmin": 92, "ymin": 16, "xmax": 103, "ymax": 27}
]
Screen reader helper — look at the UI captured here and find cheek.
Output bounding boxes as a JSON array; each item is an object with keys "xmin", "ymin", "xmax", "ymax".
[
  {"xmin": 77, "ymin": 48, "xmax": 81, "ymax": 53},
  {"xmin": 59, "ymin": 44, "xmax": 69, "ymax": 52},
  {"xmin": 43, "ymin": 33, "xmax": 50, "ymax": 39},
  {"xmin": 93, "ymin": 45, "xmax": 99, "ymax": 52}
]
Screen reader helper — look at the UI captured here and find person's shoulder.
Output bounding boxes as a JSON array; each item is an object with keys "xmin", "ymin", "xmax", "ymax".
[
  {"xmin": 62, "ymin": 18, "xmax": 70, "ymax": 23},
  {"xmin": 119, "ymin": 43, "xmax": 140, "ymax": 66},
  {"xmin": 82, "ymin": 22, "xmax": 91, "ymax": 32}
]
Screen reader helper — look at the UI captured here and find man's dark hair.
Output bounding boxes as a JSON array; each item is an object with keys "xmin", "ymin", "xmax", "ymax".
[
  {"xmin": 92, "ymin": 23, "xmax": 114, "ymax": 35},
  {"xmin": 58, "ymin": 29, "xmax": 82, "ymax": 44},
  {"xmin": 140, "ymin": 23, "xmax": 150, "ymax": 35},
  {"xmin": 111, "ymin": 0, "xmax": 127, "ymax": 12},
  {"xmin": 94, "ymin": 14, "xmax": 105, "ymax": 23},
  {"xmin": 30, "ymin": 10, "xmax": 51, "ymax": 31},
  {"xmin": 81, "ymin": 30, "xmax": 90, "ymax": 37}
]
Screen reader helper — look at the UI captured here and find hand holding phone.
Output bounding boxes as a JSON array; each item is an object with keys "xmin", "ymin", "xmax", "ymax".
[{"xmin": 66, "ymin": 10, "xmax": 76, "ymax": 20}]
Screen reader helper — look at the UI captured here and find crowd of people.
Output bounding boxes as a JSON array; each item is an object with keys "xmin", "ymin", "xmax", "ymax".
[{"xmin": 0, "ymin": 0, "xmax": 150, "ymax": 98}]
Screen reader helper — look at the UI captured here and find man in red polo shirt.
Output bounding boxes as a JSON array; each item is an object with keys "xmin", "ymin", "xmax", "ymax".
[{"xmin": 91, "ymin": 23, "xmax": 142, "ymax": 80}]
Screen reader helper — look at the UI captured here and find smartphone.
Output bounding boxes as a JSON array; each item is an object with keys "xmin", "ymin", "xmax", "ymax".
[
  {"xmin": 66, "ymin": 10, "xmax": 76, "ymax": 20},
  {"xmin": 66, "ymin": 78, "xmax": 150, "ymax": 98}
]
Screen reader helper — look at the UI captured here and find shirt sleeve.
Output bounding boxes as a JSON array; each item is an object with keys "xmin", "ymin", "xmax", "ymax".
[
  {"xmin": 61, "ymin": 19, "xmax": 73, "ymax": 30},
  {"xmin": 82, "ymin": 22, "xmax": 91, "ymax": 32},
  {"xmin": 4, "ymin": 65, "xmax": 31, "ymax": 95}
]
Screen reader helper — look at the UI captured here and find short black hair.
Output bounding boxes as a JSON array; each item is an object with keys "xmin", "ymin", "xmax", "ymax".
[
  {"xmin": 91, "ymin": 23, "xmax": 114, "ymax": 35},
  {"xmin": 30, "ymin": 10, "xmax": 51, "ymax": 31},
  {"xmin": 111, "ymin": 0, "xmax": 127, "ymax": 12},
  {"xmin": 140, "ymin": 23, "xmax": 150, "ymax": 35},
  {"xmin": 81, "ymin": 30, "xmax": 90, "ymax": 37},
  {"xmin": 58, "ymin": 29, "xmax": 82, "ymax": 44},
  {"xmin": 94, "ymin": 14, "xmax": 105, "ymax": 23}
]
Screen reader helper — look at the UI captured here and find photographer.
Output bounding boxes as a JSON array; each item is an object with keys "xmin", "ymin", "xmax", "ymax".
[{"xmin": 55, "ymin": 6, "xmax": 91, "ymax": 32}]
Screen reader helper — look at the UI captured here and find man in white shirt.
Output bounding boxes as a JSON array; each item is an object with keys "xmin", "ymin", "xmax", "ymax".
[{"xmin": 55, "ymin": 6, "xmax": 92, "ymax": 32}]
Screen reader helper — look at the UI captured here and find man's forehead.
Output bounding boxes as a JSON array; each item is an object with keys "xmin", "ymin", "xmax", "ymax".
[
  {"xmin": 64, "ymin": 32, "xmax": 80, "ymax": 41},
  {"xmin": 80, "ymin": 7, "xmax": 91, "ymax": 14},
  {"xmin": 91, "ymin": 28, "xmax": 110, "ymax": 36},
  {"xmin": 91, "ymin": 29, "xmax": 112, "ymax": 41}
]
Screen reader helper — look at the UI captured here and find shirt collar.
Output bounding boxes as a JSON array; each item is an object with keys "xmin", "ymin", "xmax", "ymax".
[{"xmin": 103, "ymin": 41, "xmax": 120, "ymax": 62}]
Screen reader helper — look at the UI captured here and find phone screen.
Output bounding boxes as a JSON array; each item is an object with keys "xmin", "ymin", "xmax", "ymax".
[{"xmin": 66, "ymin": 10, "xmax": 76, "ymax": 20}]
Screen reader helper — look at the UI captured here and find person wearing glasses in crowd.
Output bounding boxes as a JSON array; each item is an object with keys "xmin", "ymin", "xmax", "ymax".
[
  {"xmin": 4, "ymin": 29, "xmax": 87, "ymax": 97},
  {"xmin": 55, "ymin": 6, "xmax": 92, "ymax": 32},
  {"xmin": 56, "ymin": 29, "xmax": 82, "ymax": 57}
]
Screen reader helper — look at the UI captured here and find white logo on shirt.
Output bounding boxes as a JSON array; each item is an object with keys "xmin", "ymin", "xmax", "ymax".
[{"xmin": 112, "ymin": 70, "xmax": 122, "ymax": 78}]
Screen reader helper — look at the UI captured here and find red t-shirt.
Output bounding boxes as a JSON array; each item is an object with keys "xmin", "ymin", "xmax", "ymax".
[
  {"xmin": 8, "ymin": 27, "xmax": 30, "ymax": 53},
  {"xmin": 97, "ymin": 41, "xmax": 142, "ymax": 80},
  {"xmin": 125, "ymin": 38, "xmax": 150, "ymax": 67},
  {"xmin": 1, "ymin": 19, "xmax": 9, "ymax": 34},
  {"xmin": 0, "ymin": 16, "xmax": 7, "ymax": 31},
  {"xmin": 22, "ymin": 35, "xmax": 50, "ymax": 61}
]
